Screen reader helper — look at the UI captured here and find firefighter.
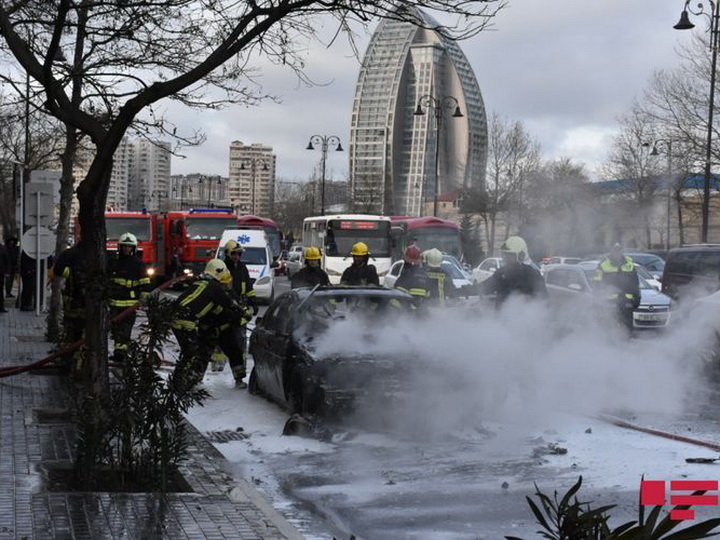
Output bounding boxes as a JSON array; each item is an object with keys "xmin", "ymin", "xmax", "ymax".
[
  {"xmin": 393, "ymin": 245, "xmax": 429, "ymax": 306},
  {"xmin": 219, "ymin": 239, "xmax": 257, "ymax": 382},
  {"xmin": 290, "ymin": 246, "xmax": 330, "ymax": 289},
  {"xmin": 422, "ymin": 248, "xmax": 457, "ymax": 307},
  {"xmin": 52, "ymin": 243, "xmax": 89, "ymax": 367},
  {"xmin": 107, "ymin": 232, "xmax": 152, "ymax": 362},
  {"xmin": 593, "ymin": 243, "xmax": 640, "ymax": 332},
  {"xmin": 340, "ymin": 242, "xmax": 380, "ymax": 286},
  {"xmin": 480, "ymin": 236, "xmax": 547, "ymax": 307},
  {"xmin": 171, "ymin": 259, "xmax": 250, "ymax": 390}
]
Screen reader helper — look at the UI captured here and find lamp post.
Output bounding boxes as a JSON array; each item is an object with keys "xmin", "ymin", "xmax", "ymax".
[
  {"xmin": 674, "ymin": 1, "xmax": 720, "ymax": 242},
  {"xmin": 414, "ymin": 95, "xmax": 464, "ymax": 217},
  {"xmin": 240, "ymin": 158, "xmax": 268, "ymax": 214},
  {"xmin": 306, "ymin": 135, "xmax": 343, "ymax": 215},
  {"xmin": 648, "ymin": 139, "xmax": 674, "ymax": 250}
]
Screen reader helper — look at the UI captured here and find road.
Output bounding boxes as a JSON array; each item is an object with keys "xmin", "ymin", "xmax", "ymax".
[{"xmin": 183, "ymin": 276, "xmax": 720, "ymax": 538}]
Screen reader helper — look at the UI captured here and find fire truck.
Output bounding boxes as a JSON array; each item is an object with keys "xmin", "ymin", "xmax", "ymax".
[
  {"xmin": 159, "ymin": 208, "xmax": 239, "ymax": 278},
  {"xmin": 104, "ymin": 211, "xmax": 158, "ymax": 266}
]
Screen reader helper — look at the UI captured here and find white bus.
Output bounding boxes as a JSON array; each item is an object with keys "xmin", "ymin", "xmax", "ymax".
[{"xmin": 302, "ymin": 214, "xmax": 393, "ymax": 284}]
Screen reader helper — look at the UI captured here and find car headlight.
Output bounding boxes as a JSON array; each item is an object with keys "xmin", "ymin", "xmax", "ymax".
[
  {"xmin": 182, "ymin": 268, "xmax": 193, "ymax": 276},
  {"xmin": 146, "ymin": 267, "xmax": 156, "ymax": 277},
  {"xmin": 256, "ymin": 276, "xmax": 271, "ymax": 286},
  {"xmin": 326, "ymin": 269, "xmax": 342, "ymax": 276}
]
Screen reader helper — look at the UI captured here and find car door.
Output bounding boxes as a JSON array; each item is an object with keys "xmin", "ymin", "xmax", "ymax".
[
  {"xmin": 251, "ymin": 296, "xmax": 294, "ymax": 403},
  {"xmin": 384, "ymin": 261, "xmax": 404, "ymax": 288}
]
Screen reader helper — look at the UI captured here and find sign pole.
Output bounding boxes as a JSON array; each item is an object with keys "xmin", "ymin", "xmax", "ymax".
[{"xmin": 35, "ymin": 190, "xmax": 41, "ymax": 315}]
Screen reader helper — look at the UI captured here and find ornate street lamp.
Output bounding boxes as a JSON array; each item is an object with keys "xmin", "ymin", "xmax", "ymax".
[{"xmin": 306, "ymin": 135, "xmax": 343, "ymax": 215}]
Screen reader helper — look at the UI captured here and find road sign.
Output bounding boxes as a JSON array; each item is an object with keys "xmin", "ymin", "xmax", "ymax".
[
  {"xmin": 21, "ymin": 226, "xmax": 54, "ymax": 260},
  {"xmin": 24, "ymin": 182, "xmax": 55, "ymax": 228}
]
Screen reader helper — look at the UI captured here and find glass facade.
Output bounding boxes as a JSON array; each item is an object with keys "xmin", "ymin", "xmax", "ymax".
[{"xmin": 349, "ymin": 9, "xmax": 487, "ymax": 216}]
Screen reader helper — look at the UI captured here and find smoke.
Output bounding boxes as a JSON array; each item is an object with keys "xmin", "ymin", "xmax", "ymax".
[{"xmin": 309, "ymin": 295, "xmax": 715, "ymax": 437}]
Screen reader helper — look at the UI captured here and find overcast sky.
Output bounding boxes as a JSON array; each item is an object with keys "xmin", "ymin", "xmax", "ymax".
[{"xmin": 169, "ymin": 1, "xmax": 696, "ymax": 183}]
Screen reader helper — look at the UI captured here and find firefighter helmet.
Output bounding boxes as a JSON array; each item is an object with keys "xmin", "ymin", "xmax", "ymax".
[
  {"xmin": 403, "ymin": 245, "xmax": 422, "ymax": 264},
  {"xmin": 423, "ymin": 248, "xmax": 443, "ymax": 268},
  {"xmin": 304, "ymin": 246, "xmax": 322, "ymax": 260},
  {"xmin": 205, "ymin": 259, "xmax": 231, "ymax": 283},
  {"xmin": 500, "ymin": 236, "xmax": 528, "ymax": 263},
  {"xmin": 224, "ymin": 239, "xmax": 244, "ymax": 255},
  {"xmin": 351, "ymin": 242, "xmax": 369, "ymax": 256},
  {"xmin": 118, "ymin": 232, "xmax": 138, "ymax": 247}
]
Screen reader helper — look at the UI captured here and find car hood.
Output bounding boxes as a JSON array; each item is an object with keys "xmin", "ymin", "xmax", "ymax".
[{"xmin": 639, "ymin": 288, "xmax": 671, "ymax": 307}]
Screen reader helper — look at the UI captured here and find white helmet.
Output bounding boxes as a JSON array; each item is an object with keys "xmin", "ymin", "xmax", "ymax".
[
  {"xmin": 500, "ymin": 236, "xmax": 528, "ymax": 263},
  {"xmin": 204, "ymin": 259, "xmax": 231, "ymax": 284},
  {"xmin": 423, "ymin": 248, "xmax": 443, "ymax": 268},
  {"xmin": 118, "ymin": 232, "xmax": 138, "ymax": 247}
]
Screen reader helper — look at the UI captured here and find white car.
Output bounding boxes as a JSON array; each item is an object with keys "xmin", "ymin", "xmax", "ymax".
[
  {"xmin": 472, "ymin": 257, "xmax": 503, "ymax": 284},
  {"xmin": 383, "ymin": 258, "xmax": 473, "ymax": 290}
]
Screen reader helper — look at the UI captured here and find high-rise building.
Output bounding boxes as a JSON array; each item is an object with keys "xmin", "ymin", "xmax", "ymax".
[
  {"xmin": 128, "ymin": 139, "xmax": 171, "ymax": 211},
  {"xmin": 228, "ymin": 141, "xmax": 276, "ymax": 216},
  {"xmin": 349, "ymin": 7, "xmax": 487, "ymax": 216},
  {"xmin": 72, "ymin": 137, "xmax": 130, "ymax": 217},
  {"xmin": 169, "ymin": 173, "xmax": 229, "ymax": 210}
]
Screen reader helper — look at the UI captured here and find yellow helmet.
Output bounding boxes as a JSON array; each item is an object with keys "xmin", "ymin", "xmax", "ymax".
[
  {"xmin": 204, "ymin": 258, "xmax": 231, "ymax": 283},
  {"xmin": 304, "ymin": 246, "xmax": 322, "ymax": 260},
  {"xmin": 500, "ymin": 236, "xmax": 528, "ymax": 262},
  {"xmin": 351, "ymin": 242, "xmax": 369, "ymax": 256},
  {"xmin": 224, "ymin": 239, "xmax": 243, "ymax": 255},
  {"xmin": 118, "ymin": 232, "xmax": 138, "ymax": 247}
]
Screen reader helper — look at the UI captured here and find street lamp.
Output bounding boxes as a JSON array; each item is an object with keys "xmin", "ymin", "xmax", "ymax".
[
  {"xmin": 674, "ymin": 0, "xmax": 720, "ymax": 242},
  {"xmin": 306, "ymin": 135, "xmax": 343, "ymax": 215},
  {"xmin": 240, "ymin": 158, "xmax": 268, "ymax": 214},
  {"xmin": 647, "ymin": 139, "xmax": 674, "ymax": 250},
  {"xmin": 414, "ymin": 95, "xmax": 464, "ymax": 217}
]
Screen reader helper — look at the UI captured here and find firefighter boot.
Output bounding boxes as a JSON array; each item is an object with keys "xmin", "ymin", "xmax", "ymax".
[{"xmin": 233, "ymin": 367, "xmax": 247, "ymax": 389}]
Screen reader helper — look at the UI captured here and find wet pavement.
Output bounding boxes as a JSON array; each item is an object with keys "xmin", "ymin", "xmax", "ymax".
[{"xmin": 0, "ymin": 300, "xmax": 303, "ymax": 539}]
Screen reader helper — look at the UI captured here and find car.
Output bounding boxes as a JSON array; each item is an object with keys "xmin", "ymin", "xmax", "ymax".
[
  {"xmin": 383, "ymin": 256, "xmax": 473, "ymax": 289},
  {"xmin": 545, "ymin": 262, "xmax": 672, "ymax": 330},
  {"xmin": 442, "ymin": 254, "xmax": 473, "ymax": 281},
  {"xmin": 248, "ymin": 286, "xmax": 417, "ymax": 416},
  {"xmin": 284, "ymin": 252, "xmax": 302, "ymax": 278},
  {"xmin": 472, "ymin": 257, "xmax": 503, "ymax": 284},
  {"xmin": 545, "ymin": 256, "xmax": 582, "ymax": 266},
  {"xmin": 661, "ymin": 244, "xmax": 720, "ymax": 304},
  {"xmin": 274, "ymin": 250, "xmax": 289, "ymax": 276},
  {"xmin": 625, "ymin": 252, "xmax": 665, "ymax": 280}
]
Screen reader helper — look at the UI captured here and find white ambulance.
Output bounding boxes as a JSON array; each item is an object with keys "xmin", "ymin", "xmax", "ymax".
[{"xmin": 216, "ymin": 229, "xmax": 277, "ymax": 302}]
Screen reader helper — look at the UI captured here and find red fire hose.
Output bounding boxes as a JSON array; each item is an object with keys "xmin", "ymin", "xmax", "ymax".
[{"xmin": 0, "ymin": 274, "xmax": 192, "ymax": 378}]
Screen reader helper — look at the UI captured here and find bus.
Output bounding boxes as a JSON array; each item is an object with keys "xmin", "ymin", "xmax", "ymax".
[
  {"xmin": 390, "ymin": 216, "xmax": 462, "ymax": 261},
  {"xmin": 236, "ymin": 215, "xmax": 283, "ymax": 260},
  {"xmin": 302, "ymin": 214, "xmax": 392, "ymax": 284}
]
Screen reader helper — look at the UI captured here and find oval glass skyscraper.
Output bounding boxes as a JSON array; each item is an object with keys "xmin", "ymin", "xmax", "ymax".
[{"xmin": 349, "ymin": 7, "xmax": 488, "ymax": 216}]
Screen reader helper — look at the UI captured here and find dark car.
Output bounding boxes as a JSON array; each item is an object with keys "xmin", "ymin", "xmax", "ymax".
[
  {"xmin": 661, "ymin": 244, "xmax": 720, "ymax": 304},
  {"xmin": 248, "ymin": 286, "xmax": 416, "ymax": 416}
]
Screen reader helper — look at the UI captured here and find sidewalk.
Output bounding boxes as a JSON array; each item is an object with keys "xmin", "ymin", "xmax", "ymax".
[{"xmin": 0, "ymin": 302, "xmax": 304, "ymax": 539}]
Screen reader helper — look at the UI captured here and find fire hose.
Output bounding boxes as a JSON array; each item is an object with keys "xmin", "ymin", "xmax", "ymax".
[{"xmin": 0, "ymin": 274, "xmax": 192, "ymax": 378}]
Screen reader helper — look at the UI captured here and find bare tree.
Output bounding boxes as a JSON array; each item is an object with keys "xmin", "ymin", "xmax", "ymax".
[{"xmin": 272, "ymin": 179, "xmax": 314, "ymax": 241}]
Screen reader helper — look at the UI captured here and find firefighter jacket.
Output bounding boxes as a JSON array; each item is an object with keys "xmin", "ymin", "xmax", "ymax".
[
  {"xmin": 340, "ymin": 260, "xmax": 380, "ymax": 286},
  {"xmin": 53, "ymin": 245, "xmax": 89, "ymax": 317},
  {"xmin": 290, "ymin": 265, "xmax": 330, "ymax": 289},
  {"xmin": 481, "ymin": 262, "xmax": 548, "ymax": 307},
  {"xmin": 224, "ymin": 256, "xmax": 256, "ymax": 306},
  {"xmin": 107, "ymin": 253, "xmax": 151, "ymax": 309},
  {"xmin": 425, "ymin": 266, "xmax": 457, "ymax": 307},
  {"xmin": 394, "ymin": 264, "xmax": 430, "ymax": 305},
  {"xmin": 593, "ymin": 256, "xmax": 640, "ymax": 308},
  {"xmin": 172, "ymin": 276, "xmax": 247, "ymax": 334}
]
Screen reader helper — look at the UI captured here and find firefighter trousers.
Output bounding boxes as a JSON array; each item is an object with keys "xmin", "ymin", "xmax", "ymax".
[{"xmin": 109, "ymin": 306, "xmax": 136, "ymax": 361}]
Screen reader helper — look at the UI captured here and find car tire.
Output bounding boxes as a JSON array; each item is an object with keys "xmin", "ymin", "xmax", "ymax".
[{"xmin": 248, "ymin": 367, "xmax": 259, "ymax": 395}]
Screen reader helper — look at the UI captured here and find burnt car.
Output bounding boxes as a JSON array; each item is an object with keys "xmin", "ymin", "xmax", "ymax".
[{"xmin": 248, "ymin": 286, "xmax": 416, "ymax": 417}]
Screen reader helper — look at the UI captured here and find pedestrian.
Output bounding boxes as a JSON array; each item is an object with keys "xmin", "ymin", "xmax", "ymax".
[
  {"xmin": 18, "ymin": 250, "xmax": 36, "ymax": 311},
  {"xmin": 0, "ymin": 240, "xmax": 8, "ymax": 312},
  {"xmin": 5, "ymin": 236, "xmax": 18, "ymax": 298},
  {"xmin": 52, "ymin": 244, "xmax": 89, "ymax": 367},
  {"xmin": 480, "ymin": 236, "xmax": 547, "ymax": 307},
  {"xmin": 393, "ymin": 245, "xmax": 429, "ymax": 307},
  {"xmin": 221, "ymin": 240, "xmax": 258, "ymax": 387},
  {"xmin": 107, "ymin": 233, "xmax": 152, "ymax": 362},
  {"xmin": 593, "ymin": 243, "xmax": 640, "ymax": 333},
  {"xmin": 422, "ymin": 248, "xmax": 457, "ymax": 307},
  {"xmin": 290, "ymin": 246, "xmax": 330, "ymax": 289},
  {"xmin": 171, "ymin": 259, "xmax": 250, "ymax": 390},
  {"xmin": 340, "ymin": 242, "xmax": 379, "ymax": 286}
]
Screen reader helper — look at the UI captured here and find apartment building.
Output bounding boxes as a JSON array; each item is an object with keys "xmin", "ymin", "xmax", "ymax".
[{"xmin": 228, "ymin": 141, "xmax": 276, "ymax": 217}]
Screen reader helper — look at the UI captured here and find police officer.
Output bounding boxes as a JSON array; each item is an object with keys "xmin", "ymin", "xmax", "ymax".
[
  {"xmin": 593, "ymin": 243, "xmax": 640, "ymax": 332},
  {"xmin": 480, "ymin": 236, "xmax": 547, "ymax": 307},
  {"xmin": 290, "ymin": 247, "xmax": 330, "ymax": 289},
  {"xmin": 52, "ymin": 243, "xmax": 89, "ymax": 366},
  {"xmin": 422, "ymin": 248, "xmax": 457, "ymax": 307},
  {"xmin": 393, "ymin": 245, "xmax": 429, "ymax": 306},
  {"xmin": 340, "ymin": 242, "xmax": 379, "ymax": 286},
  {"xmin": 221, "ymin": 239, "xmax": 257, "ymax": 385},
  {"xmin": 107, "ymin": 232, "xmax": 152, "ymax": 362},
  {"xmin": 171, "ymin": 259, "xmax": 249, "ymax": 390}
]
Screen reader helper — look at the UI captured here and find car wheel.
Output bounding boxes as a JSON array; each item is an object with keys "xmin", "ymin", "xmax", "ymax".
[{"xmin": 248, "ymin": 367, "xmax": 259, "ymax": 395}]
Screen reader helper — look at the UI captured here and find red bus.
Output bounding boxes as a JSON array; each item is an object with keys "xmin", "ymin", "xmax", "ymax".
[
  {"xmin": 160, "ymin": 208, "xmax": 239, "ymax": 277},
  {"xmin": 390, "ymin": 216, "xmax": 462, "ymax": 261},
  {"xmin": 236, "ymin": 215, "xmax": 283, "ymax": 260}
]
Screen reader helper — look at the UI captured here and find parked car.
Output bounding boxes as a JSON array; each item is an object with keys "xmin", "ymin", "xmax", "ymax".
[
  {"xmin": 625, "ymin": 252, "xmax": 665, "ymax": 280},
  {"xmin": 472, "ymin": 257, "xmax": 503, "ymax": 284},
  {"xmin": 284, "ymin": 252, "xmax": 302, "ymax": 278},
  {"xmin": 634, "ymin": 263, "xmax": 661, "ymax": 291},
  {"xmin": 383, "ymin": 256, "xmax": 473, "ymax": 290},
  {"xmin": 274, "ymin": 250, "xmax": 290, "ymax": 276},
  {"xmin": 248, "ymin": 286, "xmax": 416, "ymax": 416},
  {"xmin": 545, "ymin": 256, "xmax": 582, "ymax": 266},
  {"xmin": 545, "ymin": 262, "xmax": 672, "ymax": 330},
  {"xmin": 442, "ymin": 254, "xmax": 473, "ymax": 281},
  {"xmin": 661, "ymin": 244, "xmax": 720, "ymax": 304}
]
